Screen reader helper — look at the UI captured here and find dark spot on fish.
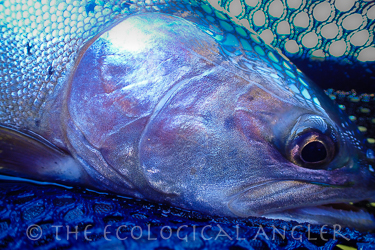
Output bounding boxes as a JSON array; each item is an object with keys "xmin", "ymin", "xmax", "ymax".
[
  {"xmin": 48, "ymin": 65, "xmax": 54, "ymax": 76},
  {"xmin": 85, "ymin": 1, "xmax": 96, "ymax": 14},
  {"xmin": 34, "ymin": 120, "xmax": 40, "ymax": 127},
  {"xmin": 25, "ymin": 42, "xmax": 32, "ymax": 55},
  {"xmin": 121, "ymin": 1, "xmax": 131, "ymax": 9},
  {"xmin": 224, "ymin": 116, "xmax": 236, "ymax": 130}
]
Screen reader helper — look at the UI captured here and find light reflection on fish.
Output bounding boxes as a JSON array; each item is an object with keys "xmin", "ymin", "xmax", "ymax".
[{"xmin": 1, "ymin": 0, "xmax": 375, "ymax": 231}]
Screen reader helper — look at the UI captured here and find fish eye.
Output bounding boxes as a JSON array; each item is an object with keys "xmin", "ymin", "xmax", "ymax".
[
  {"xmin": 287, "ymin": 129, "xmax": 336, "ymax": 169},
  {"xmin": 301, "ymin": 141, "xmax": 327, "ymax": 162}
]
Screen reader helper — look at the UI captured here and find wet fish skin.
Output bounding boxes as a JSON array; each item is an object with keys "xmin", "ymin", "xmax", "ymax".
[
  {"xmin": 1, "ymin": 0, "xmax": 375, "ymax": 230},
  {"xmin": 47, "ymin": 11, "xmax": 375, "ymax": 223}
]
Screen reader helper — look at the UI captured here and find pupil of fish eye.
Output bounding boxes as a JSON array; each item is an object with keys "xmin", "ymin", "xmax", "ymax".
[{"xmin": 301, "ymin": 141, "xmax": 327, "ymax": 163}]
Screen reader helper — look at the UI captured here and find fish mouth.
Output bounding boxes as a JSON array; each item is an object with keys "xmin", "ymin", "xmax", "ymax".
[
  {"xmin": 228, "ymin": 180, "xmax": 375, "ymax": 231},
  {"xmin": 263, "ymin": 203, "xmax": 375, "ymax": 232}
]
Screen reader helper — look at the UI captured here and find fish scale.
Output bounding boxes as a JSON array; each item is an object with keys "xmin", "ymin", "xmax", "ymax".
[{"xmin": 0, "ymin": 0, "xmax": 145, "ymax": 127}]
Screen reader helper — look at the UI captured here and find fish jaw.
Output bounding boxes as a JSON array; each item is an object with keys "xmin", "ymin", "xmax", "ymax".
[
  {"xmin": 227, "ymin": 173, "xmax": 375, "ymax": 231},
  {"xmin": 228, "ymin": 179, "xmax": 374, "ymax": 216}
]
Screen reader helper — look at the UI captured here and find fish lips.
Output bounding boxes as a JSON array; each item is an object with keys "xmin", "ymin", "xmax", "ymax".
[{"xmin": 227, "ymin": 180, "xmax": 375, "ymax": 230}]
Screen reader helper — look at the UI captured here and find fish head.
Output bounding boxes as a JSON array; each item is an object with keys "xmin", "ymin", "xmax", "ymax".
[
  {"xmin": 225, "ymin": 81, "xmax": 375, "ymax": 228},
  {"xmin": 64, "ymin": 12, "xmax": 375, "ymax": 230},
  {"xmin": 140, "ymin": 62, "xmax": 375, "ymax": 230}
]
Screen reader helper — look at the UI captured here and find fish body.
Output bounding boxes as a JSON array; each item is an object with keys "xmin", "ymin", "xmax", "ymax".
[{"xmin": 1, "ymin": 0, "xmax": 375, "ymax": 231}]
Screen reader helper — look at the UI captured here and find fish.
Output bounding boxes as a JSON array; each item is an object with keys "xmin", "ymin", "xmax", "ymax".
[{"xmin": 1, "ymin": 0, "xmax": 375, "ymax": 234}]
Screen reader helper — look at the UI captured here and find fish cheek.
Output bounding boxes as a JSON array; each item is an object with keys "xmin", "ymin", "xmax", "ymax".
[
  {"xmin": 138, "ymin": 110, "xmax": 218, "ymax": 212},
  {"xmin": 138, "ymin": 105, "xmax": 270, "ymax": 215},
  {"xmin": 139, "ymin": 113, "xmax": 214, "ymax": 196}
]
